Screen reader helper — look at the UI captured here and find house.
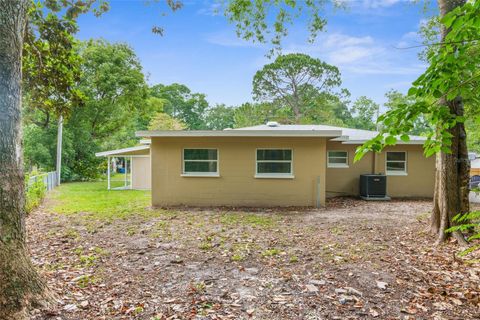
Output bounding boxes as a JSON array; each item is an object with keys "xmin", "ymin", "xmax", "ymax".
[
  {"xmin": 136, "ymin": 122, "xmax": 435, "ymax": 207},
  {"xmin": 95, "ymin": 140, "xmax": 151, "ymax": 190},
  {"xmin": 470, "ymin": 153, "xmax": 480, "ymax": 176}
]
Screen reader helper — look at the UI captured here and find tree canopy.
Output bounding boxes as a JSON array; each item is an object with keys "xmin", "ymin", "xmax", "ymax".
[{"xmin": 252, "ymin": 53, "xmax": 342, "ymax": 121}]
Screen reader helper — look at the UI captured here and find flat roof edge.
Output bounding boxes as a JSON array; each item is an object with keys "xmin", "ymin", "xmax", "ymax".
[
  {"xmin": 339, "ymin": 140, "xmax": 425, "ymax": 145},
  {"xmin": 95, "ymin": 145, "xmax": 150, "ymax": 157},
  {"xmin": 136, "ymin": 130, "xmax": 343, "ymax": 138}
]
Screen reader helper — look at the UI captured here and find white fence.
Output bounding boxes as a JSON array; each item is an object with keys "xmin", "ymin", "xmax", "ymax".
[{"xmin": 27, "ymin": 171, "xmax": 58, "ymax": 192}]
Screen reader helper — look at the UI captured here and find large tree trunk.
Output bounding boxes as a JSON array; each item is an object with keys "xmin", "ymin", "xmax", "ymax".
[
  {"xmin": 431, "ymin": 0, "xmax": 470, "ymax": 245},
  {"xmin": 0, "ymin": 1, "xmax": 49, "ymax": 319}
]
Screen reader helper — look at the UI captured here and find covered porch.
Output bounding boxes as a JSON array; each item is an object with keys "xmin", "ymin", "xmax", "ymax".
[{"xmin": 95, "ymin": 145, "xmax": 151, "ymax": 190}]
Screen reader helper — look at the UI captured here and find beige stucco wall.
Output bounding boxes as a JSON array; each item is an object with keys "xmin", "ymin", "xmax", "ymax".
[
  {"xmin": 376, "ymin": 145, "xmax": 435, "ymax": 198},
  {"xmin": 326, "ymin": 142, "xmax": 435, "ymax": 198},
  {"xmin": 150, "ymin": 137, "xmax": 327, "ymax": 207},
  {"xmin": 325, "ymin": 142, "xmax": 374, "ymax": 197},
  {"xmin": 132, "ymin": 156, "xmax": 151, "ymax": 190}
]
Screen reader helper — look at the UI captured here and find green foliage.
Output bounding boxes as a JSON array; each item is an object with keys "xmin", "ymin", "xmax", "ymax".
[
  {"xmin": 25, "ymin": 174, "xmax": 47, "ymax": 214},
  {"xmin": 23, "ymin": 39, "xmax": 149, "ymax": 180},
  {"xmin": 224, "ymin": 0, "xmax": 330, "ymax": 54},
  {"xmin": 204, "ymin": 104, "xmax": 236, "ymax": 130},
  {"xmin": 23, "ymin": 1, "xmax": 84, "ymax": 120},
  {"xmin": 356, "ymin": 0, "xmax": 480, "ymax": 162},
  {"xmin": 150, "ymin": 83, "xmax": 209, "ymax": 130},
  {"xmin": 448, "ymin": 211, "xmax": 480, "ymax": 261},
  {"xmin": 261, "ymin": 248, "xmax": 281, "ymax": 257},
  {"xmin": 252, "ymin": 53, "xmax": 342, "ymax": 120},
  {"xmin": 148, "ymin": 112, "xmax": 186, "ymax": 130},
  {"xmin": 347, "ymin": 96, "xmax": 379, "ymax": 131}
]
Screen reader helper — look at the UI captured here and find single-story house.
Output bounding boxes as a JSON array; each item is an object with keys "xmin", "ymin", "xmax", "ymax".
[
  {"xmin": 95, "ymin": 140, "xmax": 151, "ymax": 190},
  {"xmin": 136, "ymin": 122, "xmax": 435, "ymax": 207}
]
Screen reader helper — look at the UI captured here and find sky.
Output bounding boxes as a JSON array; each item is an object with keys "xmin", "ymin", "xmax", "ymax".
[{"xmin": 76, "ymin": 0, "xmax": 438, "ymax": 109}]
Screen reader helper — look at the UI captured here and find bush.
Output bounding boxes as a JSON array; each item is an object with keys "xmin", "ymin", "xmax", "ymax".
[
  {"xmin": 448, "ymin": 211, "xmax": 480, "ymax": 263},
  {"xmin": 25, "ymin": 174, "xmax": 47, "ymax": 214}
]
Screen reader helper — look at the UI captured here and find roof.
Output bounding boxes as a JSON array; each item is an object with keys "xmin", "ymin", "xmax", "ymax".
[
  {"xmin": 95, "ymin": 145, "xmax": 150, "ymax": 157},
  {"xmin": 136, "ymin": 123, "xmax": 426, "ymax": 145},
  {"xmin": 136, "ymin": 129, "xmax": 343, "ymax": 138},
  {"xmin": 235, "ymin": 123, "xmax": 426, "ymax": 144}
]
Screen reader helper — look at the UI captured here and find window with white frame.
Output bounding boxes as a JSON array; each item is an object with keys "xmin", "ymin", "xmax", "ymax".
[
  {"xmin": 183, "ymin": 149, "xmax": 218, "ymax": 175},
  {"xmin": 327, "ymin": 151, "xmax": 349, "ymax": 168},
  {"xmin": 386, "ymin": 151, "xmax": 407, "ymax": 175},
  {"xmin": 256, "ymin": 149, "xmax": 293, "ymax": 177}
]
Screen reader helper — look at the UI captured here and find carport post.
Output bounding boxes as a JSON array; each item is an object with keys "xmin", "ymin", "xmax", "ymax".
[
  {"xmin": 130, "ymin": 156, "xmax": 133, "ymax": 189},
  {"xmin": 107, "ymin": 156, "xmax": 111, "ymax": 190},
  {"xmin": 124, "ymin": 157, "xmax": 128, "ymax": 188}
]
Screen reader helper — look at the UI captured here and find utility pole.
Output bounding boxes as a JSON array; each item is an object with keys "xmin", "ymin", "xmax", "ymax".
[{"xmin": 56, "ymin": 115, "xmax": 63, "ymax": 185}]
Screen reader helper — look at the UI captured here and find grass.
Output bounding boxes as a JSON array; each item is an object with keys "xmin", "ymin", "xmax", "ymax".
[
  {"xmin": 219, "ymin": 212, "xmax": 277, "ymax": 228},
  {"xmin": 47, "ymin": 181, "xmax": 153, "ymax": 220}
]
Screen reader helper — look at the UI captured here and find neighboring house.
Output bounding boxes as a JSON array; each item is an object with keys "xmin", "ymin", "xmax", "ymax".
[
  {"xmin": 470, "ymin": 155, "xmax": 480, "ymax": 176},
  {"xmin": 136, "ymin": 122, "xmax": 435, "ymax": 207},
  {"xmin": 96, "ymin": 140, "xmax": 151, "ymax": 190}
]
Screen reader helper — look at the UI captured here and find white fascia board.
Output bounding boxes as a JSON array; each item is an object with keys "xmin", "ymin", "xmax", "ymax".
[
  {"xmin": 340, "ymin": 140, "xmax": 425, "ymax": 145},
  {"xmin": 95, "ymin": 145, "xmax": 150, "ymax": 157},
  {"xmin": 136, "ymin": 130, "xmax": 343, "ymax": 138}
]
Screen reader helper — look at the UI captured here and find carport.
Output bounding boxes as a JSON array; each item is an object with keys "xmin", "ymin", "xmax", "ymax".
[{"xmin": 95, "ymin": 145, "xmax": 151, "ymax": 190}]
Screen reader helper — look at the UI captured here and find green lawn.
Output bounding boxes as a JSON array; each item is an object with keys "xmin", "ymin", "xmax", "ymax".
[{"xmin": 47, "ymin": 181, "xmax": 152, "ymax": 220}]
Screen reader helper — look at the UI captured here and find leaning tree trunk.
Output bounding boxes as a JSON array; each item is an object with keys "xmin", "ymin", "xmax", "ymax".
[
  {"xmin": 430, "ymin": 0, "xmax": 470, "ymax": 245},
  {"xmin": 0, "ymin": 1, "xmax": 49, "ymax": 319}
]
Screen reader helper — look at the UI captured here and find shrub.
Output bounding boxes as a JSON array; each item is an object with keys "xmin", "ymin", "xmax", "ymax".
[
  {"xmin": 448, "ymin": 211, "xmax": 480, "ymax": 262},
  {"xmin": 25, "ymin": 174, "xmax": 47, "ymax": 213}
]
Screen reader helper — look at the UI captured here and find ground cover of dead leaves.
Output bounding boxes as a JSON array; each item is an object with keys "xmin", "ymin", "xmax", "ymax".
[{"xmin": 28, "ymin": 198, "xmax": 480, "ymax": 319}]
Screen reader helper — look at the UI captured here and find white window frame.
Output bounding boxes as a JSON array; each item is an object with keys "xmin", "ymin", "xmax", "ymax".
[
  {"xmin": 327, "ymin": 150, "xmax": 349, "ymax": 168},
  {"xmin": 181, "ymin": 148, "xmax": 220, "ymax": 177},
  {"xmin": 255, "ymin": 148, "xmax": 294, "ymax": 179},
  {"xmin": 385, "ymin": 151, "xmax": 407, "ymax": 176}
]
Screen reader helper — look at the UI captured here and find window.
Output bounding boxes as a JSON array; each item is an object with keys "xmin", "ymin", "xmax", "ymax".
[
  {"xmin": 183, "ymin": 149, "xmax": 218, "ymax": 176},
  {"xmin": 256, "ymin": 149, "xmax": 293, "ymax": 178},
  {"xmin": 327, "ymin": 151, "xmax": 349, "ymax": 168},
  {"xmin": 386, "ymin": 151, "xmax": 407, "ymax": 175}
]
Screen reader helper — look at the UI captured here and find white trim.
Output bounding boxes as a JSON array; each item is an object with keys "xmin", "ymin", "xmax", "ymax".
[
  {"xmin": 182, "ymin": 148, "xmax": 219, "ymax": 175},
  {"xmin": 137, "ymin": 130, "xmax": 342, "ymax": 138},
  {"xmin": 96, "ymin": 145, "xmax": 150, "ymax": 157},
  {"xmin": 327, "ymin": 150, "xmax": 349, "ymax": 168},
  {"xmin": 181, "ymin": 173, "xmax": 220, "ymax": 178},
  {"xmin": 107, "ymin": 156, "xmax": 111, "ymax": 190},
  {"xmin": 130, "ymin": 156, "xmax": 133, "ymax": 189},
  {"xmin": 254, "ymin": 174, "xmax": 294, "ymax": 179},
  {"xmin": 338, "ymin": 139, "xmax": 425, "ymax": 145},
  {"xmin": 385, "ymin": 151, "xmax": 408, "ymax": 176},
  {"xmin": 255, "ymin": 148, "xmax": 293, "ymax": 177}
]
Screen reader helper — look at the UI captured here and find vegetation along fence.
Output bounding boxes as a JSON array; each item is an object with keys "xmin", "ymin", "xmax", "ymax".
[{"xmin": 27, "ymin": 171, "xmax": 58, "ymax": 192}]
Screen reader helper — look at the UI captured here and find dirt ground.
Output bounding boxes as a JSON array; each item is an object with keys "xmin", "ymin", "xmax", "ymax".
[{"xmin": 28, "ymin": 198, "xmax": 480, "ymax": 320}]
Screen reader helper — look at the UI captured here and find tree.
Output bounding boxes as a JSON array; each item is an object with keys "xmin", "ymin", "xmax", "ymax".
[
  {"xmin": 205, "ymin": 104, "xmax": 236, "ymax": 130},
  {"xmin": 233, "ymin": 102, "xmax": 291, "ymax": 128},
  {"xmin": 22, "ymin": 39, "xmax": 149, "ymax": 180},
  {"xmin": 252, "ymin": 53, "xmax": 342, "ymax": 122},
  {"xmin": 348, "ymin": 96, "xmax": 379, "ymax": 131},
  {"xmin": 357, "ymin": 0, "xmax": 480, "ymax": 244},
  {"xmin": 0, "ymin": 1, "xmax": 50, "ymax": 318},
  {"xmin": 150, "ymin": 83, "xmax": 209, "ymax": 130},
  {"xmin": 23, "ymin": 2, "xmax": 85, "ymax": 184},
  {"xmin": 4, "ymin": 1, "xmax": 334, "ymax": 317},
  {"xmin": 148, "ymin": 113, "xmax": 186, "ymax": 130},
  {"xmin": 384, "ymin": 90, "xmax": 430, "ymax": 135}
]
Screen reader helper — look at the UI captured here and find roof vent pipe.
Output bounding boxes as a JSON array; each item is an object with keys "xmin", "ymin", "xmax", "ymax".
[{"xmin": 266, "ymin": 121, "xmax": 279, "ymax": 127}]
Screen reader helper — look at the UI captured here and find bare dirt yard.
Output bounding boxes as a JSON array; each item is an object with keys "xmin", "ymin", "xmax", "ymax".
[{"xmin": 29, "ymin": 183, "xmax": 480, "ymax": 319}]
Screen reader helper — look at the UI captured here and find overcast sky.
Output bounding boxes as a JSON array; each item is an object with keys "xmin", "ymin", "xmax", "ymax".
[{"xmin": 76, "ymin": 0, "xmax": 437, "ymax": 109}]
